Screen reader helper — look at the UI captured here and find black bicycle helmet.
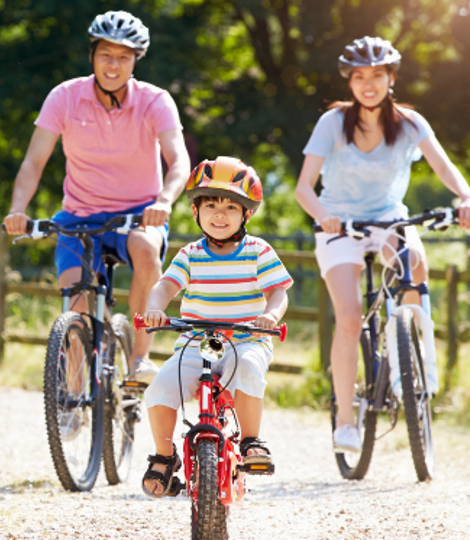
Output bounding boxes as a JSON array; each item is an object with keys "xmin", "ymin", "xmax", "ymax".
[
  {"xmin": 88, "ymin": 11, "xmax": 150, "ymax": 60},
  {"xmin": 338, "ymin": 36, "xmax": 401, "ymax": 79}
]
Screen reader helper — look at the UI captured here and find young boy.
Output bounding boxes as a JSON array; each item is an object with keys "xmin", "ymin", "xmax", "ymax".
[{"xmin": 141, "ymin": 156, "xmax": 293, "ymax": 498}]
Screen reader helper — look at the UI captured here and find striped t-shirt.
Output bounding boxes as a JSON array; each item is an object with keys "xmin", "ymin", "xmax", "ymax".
[{"xmin": 162, "ymin": 235, "xmax": 293, "ymax": 351}]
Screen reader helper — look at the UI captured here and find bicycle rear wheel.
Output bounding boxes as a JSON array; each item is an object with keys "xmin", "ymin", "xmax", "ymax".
[
  {"xmin": 396, "ymin": 308, "xmax": 433, "ymax": 481},
  {"xmin": 332, "ymin": 327, "xmax": 378, "ymax": 480},
  {"xmin": 191, "ymin": 438, "xmax": 219, "ymax": 540},
  {"xmin": 103, "ymin": 313, "xmax": 137, "ymax": 485},
  {"xmin": 44, "ymin": 311, "xmax": 104, "ymax": 492}
]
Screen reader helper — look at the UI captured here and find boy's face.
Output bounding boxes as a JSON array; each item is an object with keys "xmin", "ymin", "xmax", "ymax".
[{"xmin": 192, "ymin": 197, "xmax": 253, "ymax": 241}]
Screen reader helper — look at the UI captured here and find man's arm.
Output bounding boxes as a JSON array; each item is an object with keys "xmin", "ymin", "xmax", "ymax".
[
  {"xmin": 4, "ymin": 126, "xmax": 58, "ymax": 234},
  {"xmin": 142, "ymin": 128, "xmax": 191, "ymax": 228}
]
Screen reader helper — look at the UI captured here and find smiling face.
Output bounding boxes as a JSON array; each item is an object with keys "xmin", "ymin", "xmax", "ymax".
[
  {"xmin": 192, "ymin": 197, "xmax": 252, "ymax": 243},
  {"xmin": 92, "ymin": 40, "xmax": 136, "ymax": 93},
  {"xmin": 349, "ymin": 65, "xmax": 395, "ymax": 108}
]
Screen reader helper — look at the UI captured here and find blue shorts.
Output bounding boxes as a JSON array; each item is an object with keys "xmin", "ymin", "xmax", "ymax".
[{"xmin": 53, "ymin": 202, "xmax": 169, "ymax": 279}]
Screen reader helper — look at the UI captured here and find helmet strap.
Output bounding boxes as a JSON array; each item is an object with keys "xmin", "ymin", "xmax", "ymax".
[{"xmin": 195, "ymin": 211, "xmax": 247, "ymax": 249}]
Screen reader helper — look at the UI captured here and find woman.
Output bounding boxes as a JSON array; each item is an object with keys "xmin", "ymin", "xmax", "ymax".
[{"xmin": 295, "ymin": 36, "xmax": 470, "ymax": 453}]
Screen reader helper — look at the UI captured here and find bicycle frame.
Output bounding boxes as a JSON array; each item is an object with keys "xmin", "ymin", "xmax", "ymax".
[{"xmin": 183, "ymin": 366, "xmax": 244, "ymax": 505}]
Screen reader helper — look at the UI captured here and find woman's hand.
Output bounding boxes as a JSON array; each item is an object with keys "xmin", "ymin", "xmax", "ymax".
[
  {"xmin": 458, "ymin": 198, "xmax": 470, "ymax": 230},
  {"xmin": 320, "ymin": 214, "xmax": 342, "ymax": 234}
]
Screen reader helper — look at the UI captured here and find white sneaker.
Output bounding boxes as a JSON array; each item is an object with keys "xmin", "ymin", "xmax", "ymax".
[
  {"xmin": 128, "ymin": 357, "xmax": 159, "ymax": 385},
  {"xmin": 333, "ymin": 424, "xmax": 361, "ymax": 453}
]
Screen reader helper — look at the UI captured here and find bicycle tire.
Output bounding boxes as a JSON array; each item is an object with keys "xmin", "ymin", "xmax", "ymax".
[
  {"xmin": 396, "ymin": 308, "xmax": 433, "ymax": 481},
  {"xmin": 212, "ymin": 500, "xmax": 229, "ymax": 540},
  {"xmin": 191, "ymin": 438, "xmax": 219, "ymax": 540},
  {"xmin": 103, "ymin": 313, "xmax": 136, "ymax": 485},
  {"xmin": 333, "ymin": 327, "xmax": 378, "ymax": 480},
  {"xmin": 44, "ymin": 311, "xmax": 104, "ymax": 492}
]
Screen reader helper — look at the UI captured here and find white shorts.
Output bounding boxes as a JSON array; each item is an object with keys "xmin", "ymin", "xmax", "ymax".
[
  {"xmin": 144, "ymin": 342, "xmax": 272, "ymax": 410},
  {"xmin": 315, "ymin": 206, "xmax": 426, "ymax": 278}
]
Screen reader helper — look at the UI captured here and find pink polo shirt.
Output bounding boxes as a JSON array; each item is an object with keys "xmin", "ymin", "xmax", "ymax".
[{"xmin": 35, "ymin": 75, "xmax": 183, "ymax": 216}]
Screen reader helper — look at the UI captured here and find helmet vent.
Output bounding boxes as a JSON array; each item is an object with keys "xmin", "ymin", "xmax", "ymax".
[
  {"xmin": 233, "ymin": 171, "xmax": 246, "ymax": 183},
  {"xmin": 204, "ymin": 164, "xmax": 213, "ymax": 178},
  {"xmin": 117, "ymin": 19, "xmax": 124, "ymax": 28}
]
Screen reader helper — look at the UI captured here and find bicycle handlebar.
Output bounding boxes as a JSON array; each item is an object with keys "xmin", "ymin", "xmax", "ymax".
[
  {"xmin": 312, "ymin": 207, "xmax": 459, "ymax": 236},
  {"xmin": 133, "ymin": 314, "xmax": 288, "ymax": 342},
  {"xmin": 1, "ymin": 214, "xmax": 143, "ymax": 240}
]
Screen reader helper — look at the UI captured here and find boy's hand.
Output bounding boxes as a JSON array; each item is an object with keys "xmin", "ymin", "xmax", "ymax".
[
  {"xmin": 254, "ymin": 313, "xmax": 278, "ymax": 331},
  {"xmin": 144, "ymin": 310, "xmax": 168, "ymax": 328}
]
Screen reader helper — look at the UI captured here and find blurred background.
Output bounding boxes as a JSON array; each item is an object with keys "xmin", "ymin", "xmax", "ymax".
[{"xmin": 3, "ymin": 0, "xmax": 470, "ymax": 414}]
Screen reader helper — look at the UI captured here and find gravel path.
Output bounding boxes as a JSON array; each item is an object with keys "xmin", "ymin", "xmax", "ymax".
[{"xmin": 1, "ymin": 386, "xmax": 470, "ymax": 539}]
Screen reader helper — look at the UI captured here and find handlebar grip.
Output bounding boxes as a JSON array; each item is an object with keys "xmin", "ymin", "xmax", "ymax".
[
  {"xmin": 1, "ymin": 220, "xmax": 35, "ymax": 234},
  {"xmin": 277, "ymin": 322, "xmax": 288, "ymax": 342},
  {"xmin": 133, "ymin": 313, "xmax": 170, "ymax": 331}
]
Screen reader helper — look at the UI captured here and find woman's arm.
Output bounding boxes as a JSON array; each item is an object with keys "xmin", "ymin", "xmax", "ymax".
[
  {"xmin": 419, "ymin": 134, "xmax": 470, "ymax": 228},
  {"xmin": 295, "ymin": 154, "xmax": 342, "ymax": 233}
]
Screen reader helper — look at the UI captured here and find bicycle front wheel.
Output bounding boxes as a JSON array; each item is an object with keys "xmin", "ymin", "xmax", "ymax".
[
  {"xmin": 191, "ymin": 438, "xmax": 219, "ymax": 540},
  {"xmin": 44, "ymin": 312, "xmax": 104, "ymax": 491},
  {"xmin": 103, "ymin": 313, "xmax": 136, "ymax": 485},
  {"xmin": 333, "ymin": 327, "xmax": 378, "ymax": 480},
  {"xmin": 396, "ymin": 308, "xmax": 433, "ymax": 481}
]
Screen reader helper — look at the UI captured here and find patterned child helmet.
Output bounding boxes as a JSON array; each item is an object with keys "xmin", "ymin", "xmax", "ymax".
[
  {"xmin": 338, "ymin": 36, "xmax": 401, "ymax": 78},
  {"xmin": 186, "ymin": 157, "xmax": 263, "ymax": 211},
  {"xmin": 88, "ymin": 11, "xmax": 150, "ymax": 60}
]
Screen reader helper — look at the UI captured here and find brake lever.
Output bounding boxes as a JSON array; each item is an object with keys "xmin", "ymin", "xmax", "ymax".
[
  {"xmin": 325, "ymin": 234, "xmax": 343, "ymax": 245},
  {"xmin": 430, "ymin": 208, "xmax": 455, "ymax": 231}
]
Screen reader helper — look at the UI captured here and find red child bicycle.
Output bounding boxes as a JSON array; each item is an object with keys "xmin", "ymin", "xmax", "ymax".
[{"xmin": 134, "ymin": 315, "xmax": 287, "ymax": 540}]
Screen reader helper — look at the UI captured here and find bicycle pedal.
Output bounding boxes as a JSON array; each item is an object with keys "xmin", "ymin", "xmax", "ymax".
[
  {"xmin": 167, "ymin": 475, "xmax": 186, "ymax": 497},
  {"xmin": 238, "ymin": 463, "xmax": 275, "ymax": 476},
  {"xmin": 121, "ymin": 380, "xmax": 147, "ymax": 390}
]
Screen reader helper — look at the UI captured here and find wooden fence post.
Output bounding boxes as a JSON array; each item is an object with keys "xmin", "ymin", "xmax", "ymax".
[
  {"xmin": 444, "ymin": 264, "xmax": 459, "ymax": 390},
  {"xmin": 318, "ymin": 277, "xmax": 334, "ymax": 373},
  {"xmin": 0, "ymin": 230, "xmax": 7, "ymax": 364}
]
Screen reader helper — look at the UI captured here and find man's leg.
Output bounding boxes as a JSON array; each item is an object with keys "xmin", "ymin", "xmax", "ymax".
[
  {"xmin": 58, "ymin": 267, "xmax": 87, "ymax": 394},
  {"xmin": 126, "ymin": 228, "xmax": 163, "ymax": 384}
]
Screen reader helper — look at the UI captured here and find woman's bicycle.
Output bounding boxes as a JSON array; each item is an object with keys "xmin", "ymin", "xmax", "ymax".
[
  {"xmin": 314, "ymin": 207, "xmax": 458, "ymax": 482},
  {"xmin": 4, "ymin": 214, "xmax": 146, "ymax": 491},
  {"xmin": 134, "ymin": 315, "xmax": 287, "ymax": 540}
]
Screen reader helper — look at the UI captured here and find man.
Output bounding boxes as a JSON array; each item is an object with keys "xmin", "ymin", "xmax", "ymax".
[{"xmin": 4, "ymin": 11, "xmax": 191, "ymax": 385}]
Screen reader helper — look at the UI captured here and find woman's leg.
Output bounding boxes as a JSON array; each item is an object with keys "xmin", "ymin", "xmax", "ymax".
[{"xmin": 324, "ymin": 263, "xmax": 364, "ymax": 428}]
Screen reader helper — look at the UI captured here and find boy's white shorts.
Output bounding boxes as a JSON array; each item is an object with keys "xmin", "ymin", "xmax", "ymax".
[
  {"xmin": 144, "ymin": 341, "xmax": 272, "ymax": 410},
  {"xmin": 315, "ymin": 206, "xmax": 426, "ymax": 278}
]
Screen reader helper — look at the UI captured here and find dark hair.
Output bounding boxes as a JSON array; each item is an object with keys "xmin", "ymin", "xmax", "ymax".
[{"xmin": 328, "ymin": 93, "xmax": 416, "ymax": 145}]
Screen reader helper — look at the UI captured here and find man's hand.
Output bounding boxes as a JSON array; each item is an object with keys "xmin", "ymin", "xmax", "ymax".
[
  {"xmin": 144, "ymin": 309, "xmax": 168, "ymax": 328},
  {"xmin": 141, "ymin": 201, "xmax": 171, "ymax": 228},
  {"xmin": 3, "ymin": 212, "xmax": 30, "ymax": 235}
]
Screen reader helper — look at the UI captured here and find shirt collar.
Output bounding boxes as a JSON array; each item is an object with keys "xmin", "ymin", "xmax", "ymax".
[{"xmin": 81, "ymin": 75, "xmax": 136, "ymax": 110}]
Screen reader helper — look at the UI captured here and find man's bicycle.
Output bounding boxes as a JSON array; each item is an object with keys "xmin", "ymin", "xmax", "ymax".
[
  {"xmin": 4, "ymin": 214, "xmax": 146, "ymax": 491},
  {"xmin": 314, "ymin": 208, "xmax": 458, "ymax": 482},
  {"xmin": 134, "ymin": 315, "xmax": 287, "ymax": 540}
]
